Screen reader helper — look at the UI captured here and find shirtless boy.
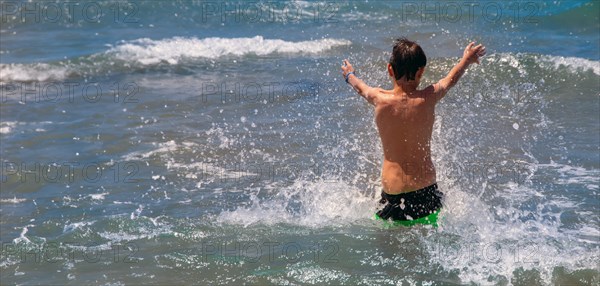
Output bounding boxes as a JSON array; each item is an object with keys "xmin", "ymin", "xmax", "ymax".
[{"xmin": 341, "ymin": 38, "xmax": 486, "ymax": 226}]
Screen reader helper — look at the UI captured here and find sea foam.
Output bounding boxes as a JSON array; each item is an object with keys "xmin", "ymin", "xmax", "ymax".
[
  {"xmin": 0, "ymin": 36, "xmax": 351, "ymax": 82},
  {"xmin": 540, "ymin": 54, "xmax": 600, "ymax": 76},
  {"xmin": 107, "ymin": 36, "xmax": 352, "ymax": 65}
]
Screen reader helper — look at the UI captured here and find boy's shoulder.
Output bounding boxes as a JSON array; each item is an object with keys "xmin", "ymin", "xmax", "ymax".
[
  {"xmin": 364, "ymin": 87, "xmax": 391, "ymax": 105},
  {"xmin": 418, "ymin": 84, "xmax": 437, "ymax": 97},
  {"xmin": 369, "ymin": 85, "xmax": 439, "ymax": 106},
  {"xmin": 417, "ymin": 83, "xmax": 444, "ymax": 104}
]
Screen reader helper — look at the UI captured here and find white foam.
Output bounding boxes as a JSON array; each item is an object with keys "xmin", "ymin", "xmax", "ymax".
[
  {"xmin": 0, "ymin": 121, "xmax": 54, "ymax": 134},
  {"xmin": 540, "ymin": 54, "xmax": 600, "ymax": 76},
  {"xmin": 13, "ymin": 225, "xmax": 34, "ymax": 244},
  {"xmin": 0, "ymin": 63, "xmax": 70, "ymax": 82},
  {"xmin": 217, "ymin": 178, "xmax": 379, "ymax": 227},
  {"xmin": 63, "ymin": 220, "xmax": 96, "ymax": 234},
  {"xmin": 488, "ymin": 53, "xmax": 528, "ymax": 76},
  {"xmin": 0, "ymin": 197, "xmax": 26, "ymax": 204},
  {"xmin": 88, "ymin": 192, "xmax": 109, "ymax": 201},
  {"xmin": 428, "ymin": 180, "xmax": 598, "ymax": 283},
  {"xmin": 286, "ymin": 263, "xmax": 351, "ymax": 284},
  {"xmin": 107, "ymin": 36, "xmax": 351, "ymax": 65},
  {"xmin": 122, "ymin": 140, "xmax": 181, "ymax": 160},
  {"xmin": 1, "ymin": 36, "xmax": 350, "ymax": 82},
  {"xmin": 0, "ymin": 121, "xmax": 17, "ymax": 134},
  {"xmin": 426, "ymin": 92, "xmax": 599, "ymax": 283},
  {"xmin": 484, "ymin": 53, "xmax": 600, "ymax": 77},
  {"xmin": 538, "ymin": 161, "xmax": 600, "ymax": 187},
  {"xmin": 97, "ymin": 215, "xmax": 172, "ymax": 243}
]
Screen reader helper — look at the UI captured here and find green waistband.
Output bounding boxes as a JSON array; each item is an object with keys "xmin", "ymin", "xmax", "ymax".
[{"xmin": 374, "ymin": 209, "xmax": 441, "ymax": 227}]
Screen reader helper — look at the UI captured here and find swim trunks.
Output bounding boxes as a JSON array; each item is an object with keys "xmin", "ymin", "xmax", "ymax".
[{"xmin": 375, "ymin": 183, "xmax": 444, "ymax": 227}]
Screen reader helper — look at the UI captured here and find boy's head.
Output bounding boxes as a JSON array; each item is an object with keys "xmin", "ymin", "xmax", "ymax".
[{"xmin": 388, "ymin": 38, "xmax": 427, "ymax": 83}]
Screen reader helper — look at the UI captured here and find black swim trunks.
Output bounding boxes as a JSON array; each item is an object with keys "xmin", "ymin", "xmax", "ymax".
[{"xmin": 376, "ymin": 183, "xmax": 444, "ymax": 222}]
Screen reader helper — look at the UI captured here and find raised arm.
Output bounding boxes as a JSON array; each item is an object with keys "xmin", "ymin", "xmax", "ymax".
[
  {"xmin": 433, "ymin": 42, "xmax": 486, "ymax": 102},
  {"xmin": 341, "ymin": 59, "xmax": 380, "ymax": 105}
]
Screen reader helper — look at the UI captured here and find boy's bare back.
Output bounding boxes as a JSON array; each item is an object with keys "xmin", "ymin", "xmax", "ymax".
[
  {"xmin": 374, "ymin": 87, "xmax": 437, "ymax": 193},
  {"xmin": 341, "ymin": 39, "xmax": 485, "ymax": 195}
]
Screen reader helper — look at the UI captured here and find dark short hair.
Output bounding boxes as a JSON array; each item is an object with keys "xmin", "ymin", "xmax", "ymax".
[{"xmin": 389, "ymin": 38, "xmax": 427, "ymax": 81}]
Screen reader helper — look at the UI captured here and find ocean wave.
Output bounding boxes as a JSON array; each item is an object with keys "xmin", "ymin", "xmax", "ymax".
[
  {"xmin": 0, "ymin": 63, "xmax": 71, "ymax": 83},
  {"xmin": 0, "ymin": 36, "xmax": 351, "ymax": 82},
  {"xmin": 539, "ymin": 54, "xmax": 600, "ymax": 76},
  {"xmin": 106, "ymin": 36, "xmax": 352, "ymax": 65},
  {"xmin": 484, "ymin": 53, "xmax": 600, "ymax": 76},
  {"xmin": 2, "ymin": 48, "xmax": 596, "ymax": 85}
]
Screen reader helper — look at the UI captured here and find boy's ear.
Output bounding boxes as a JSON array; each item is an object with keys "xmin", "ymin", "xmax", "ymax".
[{"xmin": 387, "ymin": 63, "xmax": 394, "ymax": 78}]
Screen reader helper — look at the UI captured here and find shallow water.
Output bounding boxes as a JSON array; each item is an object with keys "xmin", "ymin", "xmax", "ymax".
[{"xmin": 1, "ymin": 1, "xmax": 599, "ymax": 285}]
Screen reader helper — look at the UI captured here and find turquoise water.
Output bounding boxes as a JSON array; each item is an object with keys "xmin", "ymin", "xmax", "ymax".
[{"xmin": 1, "ymin": 1, "xmax": 599, "ymax": 284}]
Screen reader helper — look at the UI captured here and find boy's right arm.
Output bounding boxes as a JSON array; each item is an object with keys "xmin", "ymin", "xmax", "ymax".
[
  {"xmin": 341, "ymin": 59, "xmax": 381, "ymax": 105},
  {"xmin": 433, "ymin": 42, "xmax": 486, "ymax": 102}
]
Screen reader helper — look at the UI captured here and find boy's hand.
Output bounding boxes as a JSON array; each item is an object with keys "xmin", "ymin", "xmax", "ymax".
[
  {"xmin": 462, "ymin": 42, "xmax": 486, "ymax": 65},
  {"xmin": 341, "ymin": 59, "xmax": 355, "ymax": 78}
]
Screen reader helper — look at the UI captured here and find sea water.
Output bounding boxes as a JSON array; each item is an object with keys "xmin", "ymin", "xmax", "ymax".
[{"xmin": 1, "ymin": 1, "xmax": 599, "ymax": 284}]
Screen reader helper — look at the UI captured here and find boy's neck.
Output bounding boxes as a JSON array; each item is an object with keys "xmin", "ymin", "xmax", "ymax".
[{"xmin": 392, "ymin": 80, "xmax": 419, "ymax": 95}]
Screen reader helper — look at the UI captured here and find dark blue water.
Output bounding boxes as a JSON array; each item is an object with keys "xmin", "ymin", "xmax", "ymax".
[{"xmin": 1, "ymin": 1, "xmax": 599, "ymax": 284}]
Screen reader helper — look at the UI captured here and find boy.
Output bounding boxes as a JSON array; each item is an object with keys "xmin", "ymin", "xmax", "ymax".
[{"xmin": 341, "ymin": 38, "xmax": 486, "ymax": 226}]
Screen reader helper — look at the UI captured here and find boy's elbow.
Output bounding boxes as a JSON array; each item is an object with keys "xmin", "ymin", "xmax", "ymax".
[
  {"xmin": 363, "ymin": 87, "xmax": 379, "ymax": 104},
  {"xmin": 360, "ymin": 89, "xmax": 371, "ymax": 98},
  {"xmin": 353, "ymin": 85, "xmax": 368, "ymax": 96},
  {"xmin": 439, "ymin": 78, "xmax": 454, "ymax": 91}
]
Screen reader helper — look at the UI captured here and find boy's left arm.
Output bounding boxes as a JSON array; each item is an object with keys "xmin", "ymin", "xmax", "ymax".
[{"xmin": 341, "ymin": 59, "xmax": 380, "ymax": 105}]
